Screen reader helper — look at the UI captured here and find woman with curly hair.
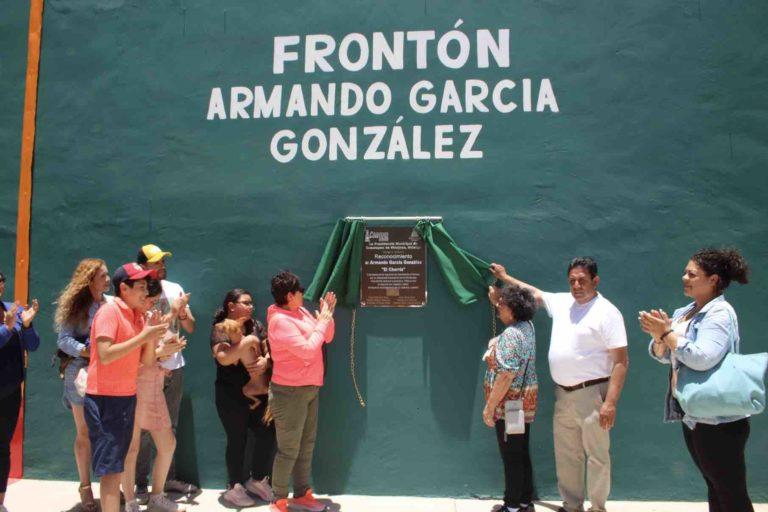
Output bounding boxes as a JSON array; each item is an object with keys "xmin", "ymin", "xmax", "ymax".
[
  {"xmin": 54, "ymin": 259, "xmax": 111, "ymax": 512},
  {"xmin": 641, "ymin": 248, "xmax": 753, "ymax": 512},
  {"xmin": 484, "ymin": 283, "xmax": 538, "ymax": 512}
]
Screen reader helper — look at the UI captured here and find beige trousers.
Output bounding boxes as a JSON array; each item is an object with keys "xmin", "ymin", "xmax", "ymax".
[{"xmin": 553, "ymin": 382, "xmax": 611, "ymax": 512}]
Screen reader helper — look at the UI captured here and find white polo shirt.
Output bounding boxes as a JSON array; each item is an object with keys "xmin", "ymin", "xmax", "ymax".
[{"xmin": 542, "ymin": 292, "xmax": 627, "ymax": 387}]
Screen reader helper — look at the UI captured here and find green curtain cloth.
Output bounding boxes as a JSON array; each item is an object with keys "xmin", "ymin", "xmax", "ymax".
[
  {"xmin": 305, "ymin": 219, "xmax": 365, "ymax": 306},
  {"xmin": 415, "ymin": 220, "xmax": 495, "ymax": 305},
  {"xmin": 305, "ymin": 219, "xmax": 494, "ymax": 307}
]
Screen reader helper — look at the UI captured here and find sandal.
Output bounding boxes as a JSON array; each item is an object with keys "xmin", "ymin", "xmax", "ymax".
[{"xmin": 78, "ymin": 483, "xmax": 98, "ymax": 512}]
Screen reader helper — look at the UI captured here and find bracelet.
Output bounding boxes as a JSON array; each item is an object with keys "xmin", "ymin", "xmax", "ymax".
[{"xmin": 660, "ymin": 329, "xmax": 674, "ymax": 341}]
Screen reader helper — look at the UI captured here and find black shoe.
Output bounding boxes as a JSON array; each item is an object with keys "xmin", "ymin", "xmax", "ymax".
[{"xmin": 135, "ymin": 484, "xmax": 149, "ymax": 505}]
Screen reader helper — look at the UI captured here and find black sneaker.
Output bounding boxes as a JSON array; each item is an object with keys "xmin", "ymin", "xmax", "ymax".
[{"xmin": 136, "ymin": 484, "xmax": 150, "ymax": 505}]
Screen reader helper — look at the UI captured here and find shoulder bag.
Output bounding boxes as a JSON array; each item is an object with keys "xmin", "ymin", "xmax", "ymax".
[{"xmin": 676, "ymin": 309, "xmax": 767, "ymax": 417}]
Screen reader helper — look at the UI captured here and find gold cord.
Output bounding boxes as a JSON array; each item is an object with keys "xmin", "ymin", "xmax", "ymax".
[
  {"xmin": 350, "ymin": 307, "xmax": 366, "ymax": 407},
  {"xmin": 491, "ymin": 301, "xmax": 498, "ymax": 337}
]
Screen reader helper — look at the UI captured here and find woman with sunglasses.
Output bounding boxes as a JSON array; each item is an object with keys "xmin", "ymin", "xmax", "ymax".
[
  {"xmin": 266, "ymin": 271, "xmax": 336, "ymax": 512},
  {"xmin": 211, "ymin": 289, "xmax": 275, "ymax": 507},
  {"xmin": 0, "ymin": 270, "xmax": 40, "ymax": 512}
]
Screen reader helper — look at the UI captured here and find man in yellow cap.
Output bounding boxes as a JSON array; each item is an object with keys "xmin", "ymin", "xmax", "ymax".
[{"xmin": 135, "ymin": 244, "xmax": 199, "ymax": 499}]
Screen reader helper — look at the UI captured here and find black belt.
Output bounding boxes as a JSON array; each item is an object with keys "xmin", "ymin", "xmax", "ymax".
[{"xmin": 558, "ymin": 377, "xmax": 610, "ymax": 392}]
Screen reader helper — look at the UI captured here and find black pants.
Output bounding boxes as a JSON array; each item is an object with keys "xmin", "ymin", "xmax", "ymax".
[
  {"xmin": 682, "ymin": 418, "xmax": 753, "ymax": 512},
  {"xmin": 0, "ymin": 386, "xmax": 22, "ymax": 493},
  {"xmin": 215, "ymin": 385, "xmax": 276, "ymax": 488},
  {"xmin": 494, "ymin": 420, "xmax": 533, "ymax": 508}
]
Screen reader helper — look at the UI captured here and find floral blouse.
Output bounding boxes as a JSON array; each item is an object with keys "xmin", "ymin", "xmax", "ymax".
[{"xmin": 483, "ymin": 321, "xmax": 538, "ymax": 423}]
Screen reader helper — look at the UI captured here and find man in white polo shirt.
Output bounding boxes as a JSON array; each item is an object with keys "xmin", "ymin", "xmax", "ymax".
[
  {"xmin": 490, "ymin": 258, "xmax": 628, "ymax": 512},
  {"xmin": 135, "ymin": 244, "xmax": 199, "ymax": 499}
]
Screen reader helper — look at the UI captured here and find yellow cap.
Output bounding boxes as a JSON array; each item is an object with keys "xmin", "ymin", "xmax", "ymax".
[{"xmin": 141, "ymin": 244, "xmax": 172, "ymax": 263}]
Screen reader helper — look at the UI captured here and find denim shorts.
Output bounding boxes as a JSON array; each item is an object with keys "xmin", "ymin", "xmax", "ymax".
[
  {"xmin": 62, "ymin": 357, "xmax": 88, "ymax": 409},
  {"xmin": 83, "ymin": 393, "xmax": 136, "ymax": 477}
]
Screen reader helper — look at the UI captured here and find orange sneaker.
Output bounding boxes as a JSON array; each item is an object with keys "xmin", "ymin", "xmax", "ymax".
[
  {"xmin": 270, "ymin": 498, "xmax": 289, "ymax": 512},
  {"xmin": 289, "ymin": 489, "xmax": 327, "ymax": 512}
]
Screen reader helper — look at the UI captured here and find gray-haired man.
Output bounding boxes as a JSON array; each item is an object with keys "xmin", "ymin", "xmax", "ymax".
[{"xmin": 489, "ymin": 257, "xmax": 629, "ymax": 512}]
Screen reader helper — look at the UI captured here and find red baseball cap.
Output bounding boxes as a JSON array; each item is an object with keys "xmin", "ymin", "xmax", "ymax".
[{"xmin": 112, "ymin": 263, "xmax": 158, "ymax": 291}]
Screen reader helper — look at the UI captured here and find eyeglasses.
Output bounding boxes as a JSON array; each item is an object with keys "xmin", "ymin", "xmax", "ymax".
[{"xmin": 236, "ymin": 300, "xmax": 254, "ymax": 306}]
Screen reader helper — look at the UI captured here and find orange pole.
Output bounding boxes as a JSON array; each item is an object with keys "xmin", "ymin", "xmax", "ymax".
[{"xmin": 11, "ymin": 0, "xmax": 45, "ymax": 480}]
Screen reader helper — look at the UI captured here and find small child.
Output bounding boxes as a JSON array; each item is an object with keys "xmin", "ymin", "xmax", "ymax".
[{"xmin": 216, "ymin": 318, "xmax": 269, "ymax": 409}]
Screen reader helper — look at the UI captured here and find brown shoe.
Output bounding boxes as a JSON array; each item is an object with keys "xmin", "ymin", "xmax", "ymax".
[{"xmin": 78, "ymin": 483, "xmax": 98, "ymax": 512}]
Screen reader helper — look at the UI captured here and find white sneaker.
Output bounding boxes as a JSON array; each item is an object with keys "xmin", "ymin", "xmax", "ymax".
[
  {"xmin": 148, "ymin": 493, "xmax": 185, "ymax": 512},
  {"xmin": 245, "ymin": 476, "xmax": 274, "ymax": 502},
  {"xmin": 125, "ymin": 499, "xmax": 140, "ymax": 512},
  {"xmin": 222, "ymin": 483, "xmax": 256, "ymax": 507}
]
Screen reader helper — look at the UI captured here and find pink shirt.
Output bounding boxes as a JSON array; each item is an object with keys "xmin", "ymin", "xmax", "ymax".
[
  {"xmin": 267, "ymin": 304, "xmax": 335, "ymax": 387},
  {"xmin": 86, "ymin": 298, "xmax": 145, "ymax": 396}
]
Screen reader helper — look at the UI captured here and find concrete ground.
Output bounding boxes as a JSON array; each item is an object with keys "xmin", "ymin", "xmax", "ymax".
[{"xmin": 4, "ymin": 479, "xmax": 768, "ymax": 512}]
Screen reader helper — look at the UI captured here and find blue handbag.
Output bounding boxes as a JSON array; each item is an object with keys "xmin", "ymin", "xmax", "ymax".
[{"xmin": 676, "ymin": 309, "xmax": 768, "ymax": 418}]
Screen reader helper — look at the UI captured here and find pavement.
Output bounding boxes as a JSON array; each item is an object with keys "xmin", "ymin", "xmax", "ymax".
[{"xmin": 4, "ymin": 479, "xmax": 768, "ymax": 512}]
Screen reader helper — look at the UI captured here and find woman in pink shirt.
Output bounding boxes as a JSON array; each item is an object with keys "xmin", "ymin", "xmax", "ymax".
[{"xmin": 266, "ymin": 271, "xmax": 336, "ymax": 512}]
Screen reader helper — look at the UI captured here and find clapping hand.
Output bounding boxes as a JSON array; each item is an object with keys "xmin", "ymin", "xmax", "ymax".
[
  {"xmin": 21, "ymin": 299, "xmax": 39, "ymax": 328},
  {"xmin": 3, "ymin": 303, "xmax": 17, "ymax": 329},
  {"xmin": 638, "ymin": 309, "xmax": 672, "ymax": 339},
  {"xmin": 142, "ymin": 320, "xmax": 169, "ymax": 345},
  {"xmin": 316, "ymin": 291, "xmax": 337, "ymax": 322},
  {"xmin": 157, "ymin": 335, "xmax": 187, "ymax": 359},
  {"xmin": 171, "ymin": 292, "xmax": 191, "ymax": 318}
]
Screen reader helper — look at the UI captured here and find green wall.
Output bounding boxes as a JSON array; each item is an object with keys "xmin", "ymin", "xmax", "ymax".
[
  {"xmin": 0, "ymin": 2, "xmax": 27, "ymax": 278},
  {"xmin": 2, "ymin": 0, "xmax": 767, "ymax": 501}
]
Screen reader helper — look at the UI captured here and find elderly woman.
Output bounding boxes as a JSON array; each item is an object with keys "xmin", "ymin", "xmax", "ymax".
[
  {"xmin": 640, "ymin": 248, "xmax": 753, "ymax": 512},
  {"xmin": 485, "ymin": 284, "xmax": 538, "ymax": 512},
  {"xmin": 0, "ymin": 270, "xmax": 40, "ymax": 512},
  {"xmin": 266, "ymin": 271, "xmax": 335, "ymax": 512},
  {"xmin": 54, "ymin": 258, "xmax": 111, "ymax": 512}
]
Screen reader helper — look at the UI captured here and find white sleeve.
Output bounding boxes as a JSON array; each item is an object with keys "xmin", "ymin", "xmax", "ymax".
[
  {"xmin": 602, "ymin": 305, "xmax": 628, "ymax": 349},
  {"xmin": 540, "ymin": 292, "xmax": 559, "ymax": 318}
]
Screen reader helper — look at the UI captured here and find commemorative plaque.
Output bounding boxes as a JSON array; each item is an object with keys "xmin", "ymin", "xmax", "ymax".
[{"xmin": 360, "ymin": 226, "xmax": 427, "ymax": 307}]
